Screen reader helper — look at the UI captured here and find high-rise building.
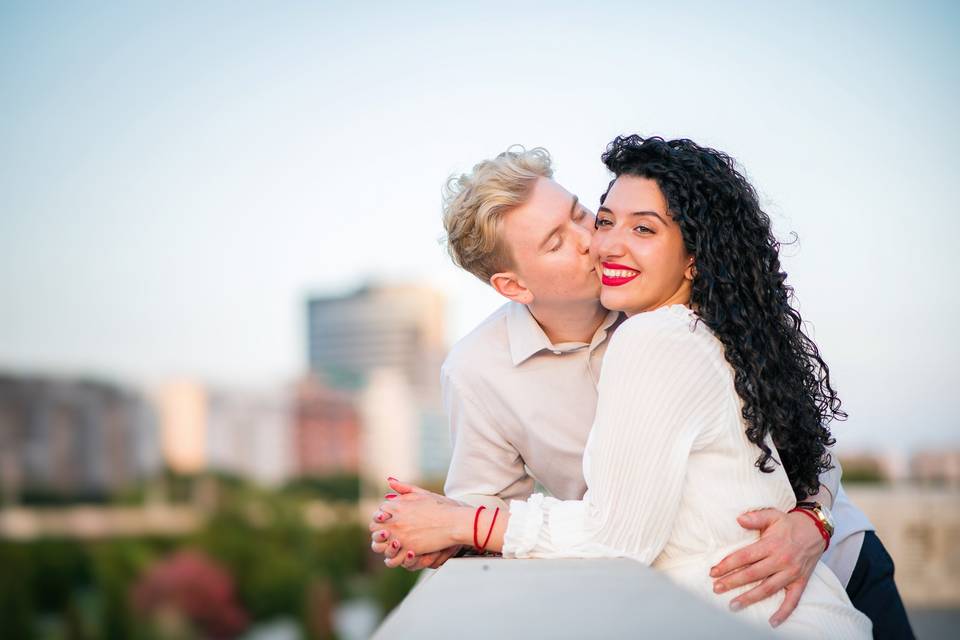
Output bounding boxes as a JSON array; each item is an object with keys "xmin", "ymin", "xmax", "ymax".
[
  {"xmin": 306, "ymin": 284, "xmax": 447, "ymax": 403},
  {"xmin": 306, "ymin": 283, "xmax": 456, "ymax": 482}
]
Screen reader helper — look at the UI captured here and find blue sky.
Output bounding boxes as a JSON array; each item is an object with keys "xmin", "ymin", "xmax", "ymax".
[{"xmin": 1, "ymin": 1, "xmax": 958, "ymax": 450}]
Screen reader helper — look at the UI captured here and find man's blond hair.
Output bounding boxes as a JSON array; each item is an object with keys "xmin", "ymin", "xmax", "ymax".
[{"xmin": 442, "ymin": 146, "xmax": 553, "ymax": 284}]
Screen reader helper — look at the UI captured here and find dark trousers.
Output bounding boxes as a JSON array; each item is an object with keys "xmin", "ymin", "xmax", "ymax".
[{"xmin": 846, "ymin": 531, "xmax": 915, "ymax": 639}]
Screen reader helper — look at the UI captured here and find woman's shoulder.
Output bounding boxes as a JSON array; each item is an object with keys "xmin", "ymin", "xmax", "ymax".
[
  {"xmin": 615, "ymin": 305, "xmax": 707, "ymax": 341},
  {"xmin": 609, "ymin": 305, "xmax": 724, "ymax": 365}
]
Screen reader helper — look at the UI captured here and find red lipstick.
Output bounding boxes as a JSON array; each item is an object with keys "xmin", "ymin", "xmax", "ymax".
[{"xmin": 601, "ymin": 261, "xmax": 640, "ymax": 287}]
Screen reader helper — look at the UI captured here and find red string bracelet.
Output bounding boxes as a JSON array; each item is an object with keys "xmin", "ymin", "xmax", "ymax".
[
  {"xmin": 478, "ymin": 507, "xmax": 500, "ymax": 552},
  {"xmin": 472, "ymin": 505, "xmax": 486, "ymax": 550},
  {"xmin": 789, "ymin": 507, "xmax": 831, "ymax": 551}
]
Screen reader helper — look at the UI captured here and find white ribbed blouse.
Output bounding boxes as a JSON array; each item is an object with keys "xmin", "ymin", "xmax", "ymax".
[{"xmin": 502, "ymin": 305, "xmax": 871, "ymax": 638}]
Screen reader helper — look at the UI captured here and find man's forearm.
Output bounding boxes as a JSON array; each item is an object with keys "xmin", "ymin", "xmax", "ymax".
[
  {"xmin": 450, "ymin": 493, "xmax": 510, "ymax": 512},
  {"xmin": 805, "ymin": 482, "xmax": 834, "ymax": 509},
  {"xmin": 811, "ymin": 456, "xmax": 842, "ymax": 508}
]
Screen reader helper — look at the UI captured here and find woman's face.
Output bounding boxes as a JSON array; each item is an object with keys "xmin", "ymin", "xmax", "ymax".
[{"xmin": 590, "ymin": 175, "xmax": 694, "ymax": 317}]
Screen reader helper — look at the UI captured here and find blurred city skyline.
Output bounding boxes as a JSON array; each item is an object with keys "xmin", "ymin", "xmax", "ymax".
[{"xmin": 1, "ymin": 2, "xmax": 959, "ymax": 452}]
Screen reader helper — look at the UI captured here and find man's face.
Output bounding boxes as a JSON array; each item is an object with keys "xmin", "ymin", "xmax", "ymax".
[{"xmin": 500, "ymin": 177, "xmax": 600, "ymax": 306}]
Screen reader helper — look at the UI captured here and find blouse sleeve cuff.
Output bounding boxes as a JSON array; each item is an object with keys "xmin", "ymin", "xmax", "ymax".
[{"xmin": 502, "ymin": 493, "xmax": 546, "ymax": 557}]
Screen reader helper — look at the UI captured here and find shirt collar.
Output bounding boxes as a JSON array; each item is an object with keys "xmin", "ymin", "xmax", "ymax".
[{"xmin": 506, "ymin": 302, "xmax": 623, "ymax": 366}]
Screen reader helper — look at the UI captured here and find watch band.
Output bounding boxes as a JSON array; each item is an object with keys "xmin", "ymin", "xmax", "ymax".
[{"xmin": 795, "ymin": 501, "xmax": 835, "ymax": 539}]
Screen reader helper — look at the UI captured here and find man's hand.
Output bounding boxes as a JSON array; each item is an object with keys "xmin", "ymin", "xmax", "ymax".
[
  {"xmin": 709, "ymin": 508, "xmax": 827, "ymax": 628},
  {"xmin": 369, "ymin": 477, "xmax": 465, "ymax": 571}
]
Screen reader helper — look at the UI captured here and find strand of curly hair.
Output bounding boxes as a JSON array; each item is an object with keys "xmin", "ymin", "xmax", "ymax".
[{"xmin": 600, "ymin": 135, "xmax": 843, "ymax": 500}]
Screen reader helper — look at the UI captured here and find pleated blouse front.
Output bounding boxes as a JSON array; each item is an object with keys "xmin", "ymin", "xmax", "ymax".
[{"xmin": 502, "ymin": 305, "xmax": 871, "ymax": 638}]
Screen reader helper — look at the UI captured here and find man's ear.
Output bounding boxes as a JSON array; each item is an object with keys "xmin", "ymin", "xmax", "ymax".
[{"xmin": 490, "ymin": 271, "xmax": 534, "ymax": 305}]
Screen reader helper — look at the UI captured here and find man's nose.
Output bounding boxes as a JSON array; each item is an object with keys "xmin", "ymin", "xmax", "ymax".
[{"xmin": 573, "ymin": 223, "xmax": 592, "ymax": 253}]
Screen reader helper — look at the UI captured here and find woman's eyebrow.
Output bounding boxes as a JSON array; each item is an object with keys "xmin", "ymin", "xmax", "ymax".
[
  {"xmin": 631, "ymin": 210, "xmax": 667, "ymax": 224},
  {"xmin": 597, "ymin": 207, "xmax": 666, "ymax": 224}
]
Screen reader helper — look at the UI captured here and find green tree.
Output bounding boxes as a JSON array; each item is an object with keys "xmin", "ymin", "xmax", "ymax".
[{"xmin": 0, "ymin": 543, "xmax": 35, "ymax": 640}]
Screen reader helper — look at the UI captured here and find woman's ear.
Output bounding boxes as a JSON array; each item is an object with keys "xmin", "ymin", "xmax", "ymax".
[{"xmin": 684, "ymin": 256, "xmax": 697, "ymax": 281}]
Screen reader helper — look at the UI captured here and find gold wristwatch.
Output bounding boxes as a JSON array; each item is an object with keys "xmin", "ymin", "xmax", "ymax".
[{"xmin": 795, "ymin": 501, "xmax": 835, "ymax": 539}]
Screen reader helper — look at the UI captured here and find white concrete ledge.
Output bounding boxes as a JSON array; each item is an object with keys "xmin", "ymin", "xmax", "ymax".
[{"xmin": 373, "ymin": 558, "xmax": 772, "ymax": 639}]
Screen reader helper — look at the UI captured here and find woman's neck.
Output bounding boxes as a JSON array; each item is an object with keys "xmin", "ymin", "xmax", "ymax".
[{"xmin": 625, "ymin": 284, "xmax": 692, "ymax": 318}]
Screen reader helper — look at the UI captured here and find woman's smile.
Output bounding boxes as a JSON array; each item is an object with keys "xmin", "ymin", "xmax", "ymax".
[{"xmin": 600, "ymin": 261, "xmax": 640, "ymax": 286}]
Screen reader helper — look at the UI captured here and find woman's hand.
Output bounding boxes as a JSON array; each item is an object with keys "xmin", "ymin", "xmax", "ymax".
[
  {"xmin": 369, "ymin": 478, "xmax": 472, "ymax": 568},
  {"xmin": 375, "ymin": 492, "xmax": 474, "ymax": 564}
]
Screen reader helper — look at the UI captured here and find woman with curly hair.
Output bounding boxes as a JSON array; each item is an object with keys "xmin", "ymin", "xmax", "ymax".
[{"xmin": 374, "ymin": 136, "xmax": 872, "ymax": 636}]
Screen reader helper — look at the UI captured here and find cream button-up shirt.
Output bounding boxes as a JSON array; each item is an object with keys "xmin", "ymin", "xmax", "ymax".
[
  {"xmin": 442, "ymin": 301, "xmax": 623, "ymax": 507},
  {"xmin": 441, "ymin": 301, "xmax": 871, "ymax": 585}
]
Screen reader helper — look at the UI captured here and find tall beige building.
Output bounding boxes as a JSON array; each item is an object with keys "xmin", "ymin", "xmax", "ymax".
[{"xmin": 156, "ymin": 381, "xmax": 207, "ymax": 474}]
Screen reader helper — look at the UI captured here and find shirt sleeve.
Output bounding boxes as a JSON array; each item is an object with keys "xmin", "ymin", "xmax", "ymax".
[
  {"xmin": 502, "ymin": 311, "xmax": 730, "ymax": 562},
  {"xmin": 817, "ymin": 453, "xmax": 842, "ymax": 507},
  {"xmin": 441, "ymin": 363, "xmax": 535, "ymax": 507}
]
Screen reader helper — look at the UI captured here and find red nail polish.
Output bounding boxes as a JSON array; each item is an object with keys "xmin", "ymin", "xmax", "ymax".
[
  {"xmin": 406, "ymin": 550, "xmax": 414, "ymax": 559},
  {"xmin": 385, "ymin": 493, "xmax": 398, "ymax": 500},
  {"xmin": 391, "ymin": 540, "xmax": 399, "ymax": 549}
]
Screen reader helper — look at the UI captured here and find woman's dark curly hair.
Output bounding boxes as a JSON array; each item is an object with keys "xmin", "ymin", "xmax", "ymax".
[{"xmin": 600, "ymin": 135, "xmax": 842, "ymax": 500}]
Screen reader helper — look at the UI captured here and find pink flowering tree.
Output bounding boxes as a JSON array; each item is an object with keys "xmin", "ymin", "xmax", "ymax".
[{"xmin": 131, "ymin": 549, "xmax": 248, "ymax": 639}]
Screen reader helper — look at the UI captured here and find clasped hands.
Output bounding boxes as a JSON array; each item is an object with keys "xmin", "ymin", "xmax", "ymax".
[
  {"xmin": 369, "ymin": 477, "xmax": 471, "ymax": 571},
  {"xmin": 368, "ymin": 478, "xmax": 827, "ymax": 627}
]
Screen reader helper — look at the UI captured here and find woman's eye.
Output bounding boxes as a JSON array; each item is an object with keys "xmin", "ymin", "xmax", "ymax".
[
  {"xmin": 635, "ymin": 225, "xmax": 653, "ymax": 234},
  {"xmin": 595, "ymin": 218, "xmax": 612, "ymax": 228},
  {"xmin": 550, "ymin": 240, "xmax": 563, "ymax": 252}
]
